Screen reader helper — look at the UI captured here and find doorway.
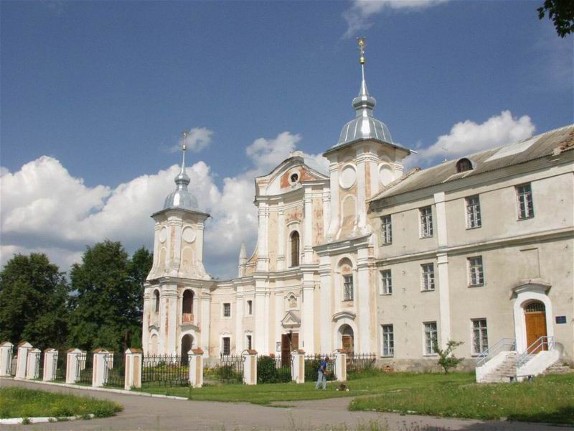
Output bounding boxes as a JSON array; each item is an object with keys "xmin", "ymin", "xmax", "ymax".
[
  {"xmin": 181, "ymin": 334, "xmax": 194, "ymax": 364},
  {"xmin": 524, "ymin": 301, "xmax": 547, "ymax": 353},
  {"xmin": 281, "ymin": 332, "xmax": 299, "ymax": 367},
  {"xmin": 340, "ymin": 325, "xmax": 354, "ymax": 353}
]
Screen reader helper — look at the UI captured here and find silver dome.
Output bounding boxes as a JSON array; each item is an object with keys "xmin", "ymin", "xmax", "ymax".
[{"xmin": 163, "ymin": 170, "xmax": 199, "ymax": 210}]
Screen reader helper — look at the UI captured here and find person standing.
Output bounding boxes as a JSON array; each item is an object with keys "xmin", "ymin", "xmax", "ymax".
[{"xmin": 315, "ymin": 355, "xmax": 329, "ymax": 390}]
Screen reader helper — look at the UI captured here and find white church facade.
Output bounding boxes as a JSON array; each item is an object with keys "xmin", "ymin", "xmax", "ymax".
[{"xmin": 142, "ymin": 40, "xmax": 574, "ymax": 371}]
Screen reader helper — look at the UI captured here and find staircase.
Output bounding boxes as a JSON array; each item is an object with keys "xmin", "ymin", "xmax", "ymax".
[
  {"xmin": 479, "ymin": 352, "xmax": 518, "ymax": 383},
  {"xmin": 543, "ymin": 360, "xmax": 573, "ymax": 375}
]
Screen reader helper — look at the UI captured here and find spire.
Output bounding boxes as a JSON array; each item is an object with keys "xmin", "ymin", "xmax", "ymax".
[
  {"xmin": 163, "ymin": 130, "xmax": 199, "ymax": 210},
  {"xmin": 334, "ymin": 37, "xmax": 393, "ymax": 148}
]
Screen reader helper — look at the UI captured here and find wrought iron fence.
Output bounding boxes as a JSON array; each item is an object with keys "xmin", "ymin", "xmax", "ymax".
[
  {"xmin": 257, "ymin": 355, "xmax": 290, "ymax": 383},
  {"xmin": 54, "ymin": 350, "xmax": 67, "ymax": 381},
  {"xmin": 213, "ymin": 354, "xmax": 244, "ymax": 383},
  {"xmin": 304, "ymin": 354, "xmax": 335, "ymax": 382},
  {"xmin": 104, "ymin": 352, "xmax": 125, "ymax": 388},
  {"xmin": 347, "ymin": 352, "xmax": 376, "ymax": 373},
  {"xmin": 77, "ymin": 351, "xmax": 93, "ymax": 385},
  {"xmin": 142, "ymin": 354, "xmax": 189, "ymax": 387}
]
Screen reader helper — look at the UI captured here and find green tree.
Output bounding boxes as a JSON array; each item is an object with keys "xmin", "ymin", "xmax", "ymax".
[
  {"xmin": 0, "ymin": 253, "xmax": 69, "ymax": 350},
  {"xmin": 538, "ymin": 0, "xmax": 574, "ymax": 37},
  {"xmin": 433, "ymin": 340, "xmax": 464, "ymax": 374},
  {"xmin": 68, "ymin": 241, "xmax": 152, "ymax": 353}
]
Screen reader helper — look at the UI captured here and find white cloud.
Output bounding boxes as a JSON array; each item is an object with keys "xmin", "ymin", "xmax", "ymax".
[
  {"xmin": 405, "ymin": 110, "xmax": 536, "ymax": 168},
  {"xmin": 170, "ymin": 127, "xmax": 213, "ymax": 153},
  {"xmin": 343, "ymin": 0, "xmax": 450, "ymax": 38},
  {"xmin": 0, "ymin": 131, "xmax": 328, "ymax": 280}
]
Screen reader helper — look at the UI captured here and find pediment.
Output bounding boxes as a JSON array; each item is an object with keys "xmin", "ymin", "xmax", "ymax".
[
  {"xmin": 332, "ymin": 311, "xmax": 356, "ymax": 322},
  {"xmin": 257, "ymin": 156, "xmax": 328, "ymax": 196},
  {"xmin": 281, "ymin": 310, "xmax": 301, "ymax": 329}
]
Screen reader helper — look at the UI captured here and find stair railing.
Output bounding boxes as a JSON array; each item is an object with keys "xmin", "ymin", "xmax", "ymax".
[
  {"xmin": 476, "ymin": 338, "xmax": 516, "ymax": 367},
  {"xmin": 516, "ymin": 336, "xmax": 555, "ymax": 368}
]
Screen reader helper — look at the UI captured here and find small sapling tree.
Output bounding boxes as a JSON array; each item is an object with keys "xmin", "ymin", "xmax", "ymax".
[{"xmin": 433, "ymin": 340, "xmax": 464, "ymax": 374}]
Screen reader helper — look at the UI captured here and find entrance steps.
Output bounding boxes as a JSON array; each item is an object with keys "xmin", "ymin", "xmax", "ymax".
[{"xmin": 479, "ymin": 352, "xmax": 518, "ymax": 383}]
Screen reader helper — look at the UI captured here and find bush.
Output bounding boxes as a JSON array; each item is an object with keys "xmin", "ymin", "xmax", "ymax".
[{"xmin": 257, "ymin": 355, "xmax": 290, "ymax": 383}]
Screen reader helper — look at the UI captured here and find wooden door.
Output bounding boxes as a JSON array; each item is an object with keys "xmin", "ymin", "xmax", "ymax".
[
  {"xmin": 342, "ymin": 335, "xmax": 353, "ymax": 353},
  {"xmin": 281, "ymin": 333, "xmax": 299, "ymax": 366},
  {"xmin": 525, "ymin": 302, "xmax": 547, "ymax": 353}
]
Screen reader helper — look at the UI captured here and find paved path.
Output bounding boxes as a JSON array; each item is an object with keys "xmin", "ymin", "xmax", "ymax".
[{"xmin": 1, "ymin": 378, "xmax": 572, "ymax": 431}]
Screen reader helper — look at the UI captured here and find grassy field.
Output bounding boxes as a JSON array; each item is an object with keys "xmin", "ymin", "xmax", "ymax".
[
  {"xmin": 138, "ymin": 371, "xmax": 574, "ymax": 425},
  {"xmin": 0, "ymin": 387, "xmax": 123, "ymax": 420}
]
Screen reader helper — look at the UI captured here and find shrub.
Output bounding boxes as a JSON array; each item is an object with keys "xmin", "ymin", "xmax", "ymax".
[{"xmin": 433, "ymin": 340, "xmax": 464, "ymax": 374}]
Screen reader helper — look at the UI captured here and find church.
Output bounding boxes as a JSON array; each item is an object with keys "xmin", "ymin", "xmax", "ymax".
[{"xmin": 142, "ymin": 39, "xmax": 574, "ymax": 371}]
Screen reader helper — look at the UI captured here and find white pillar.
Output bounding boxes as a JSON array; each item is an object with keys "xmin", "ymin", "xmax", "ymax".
[
  {"xmin": 434, "ymin": 192, "xmax": 451, "ymax": 346},
  {"xmin": 124, "ymin": 348, "xmax": 142, "ymax": 390},
  {"xmin": 334, "ymin": 351, "xmax": 347, "ymax": 382},
  {"xmin": 319, "ymin": 259, "xmax": 333, "ymax": 354},
  {"xmin": 26, "ymin": 348, "xmax": 41, "ymax": 379},
  {"xmin": 92, "ymin": 349, "xmax": 110, "ymax": 387},
  {"xmin": 66, "ymin": 349, "xmax": 83, "ymax": 384},
  {"xmin": 15, "ymin": 342, "xmax": 32, "ymax": 379},
  {"xmin": 243, "ymin": 351, "xmax": 257, "ymax": 385},
  {"xmin": 188, "ymin": 348, "xmax": 204, "ymax": 388},
  {"xmin": 0, "ymin": 342, "xmax": 14, "ymax": 377},
  {"xmin": 43, "ymin": 349, "xmax": 58, "ymax": 382},
  {"xmin": 291, "ymin": 350, "xmax": 305, "ymax": 384}
]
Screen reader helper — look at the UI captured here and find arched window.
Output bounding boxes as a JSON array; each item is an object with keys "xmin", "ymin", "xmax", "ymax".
[
  {"xmin": 154, "ymin": 290, "xmax": 160, "ymax": 313},
  {"xmin": 290, "ymin": 231, "xmax": 300, "ymax": 267},
  {"xmin": 456, "ymin": 158, "xmax": 473, "ymax": 173},
  {"xmin": 182, "ymin": 290, "xmax": 194, "ymax": 323}
]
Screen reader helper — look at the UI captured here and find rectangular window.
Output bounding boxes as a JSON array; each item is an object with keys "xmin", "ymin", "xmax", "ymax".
[
  {"xmin": 516, "ymin": 183, "xmax": 534, "ymax": 219},
  {"xmin": 472, "ymin": 319, "xmax": 488, "ymax": 355},
  {"xmin": 223, "ymin": 303, "xmax": 231, "ymax": 317},
  {"xmin": 343, "ymin": 274, "xmax": 354, "ymax": 301},
  {"xmin": 382, "ymin": 324, "xmax": 394, "ymax": 357},
  {"xmin": 222, "ymin": 337, "xmax": 231, "ymax": 356},
  {"xmin": 419, "ymin": 206, "xmax": 433, "ymax": 238},
  {"xmin": 421, "ymin": 263, "xmax": 435, "ymax": 291},
  {"xmin": 247, "ymin": 300, "xmax": 253, "ymax": 315},
  {"xmin": 424, "ymin": 322, "xmax": 438, "ymax": 355},
  {"xmin": 246, "ymin": 334, "xmax": 252, "ymax": 351},
  {"xmin": 468, "ymin": 256, "xmax": 484, "ymax": 286},
  {"xmin": 380, "ymin": 269, "xmax": 392, "ymax": 295},
  {"xmin": 381, "ymin": 215, "xmax": 392, "ymax": 245},
  {"xmin": 465, "ymin": 195, "xmax": 482, "ymax": 229}
]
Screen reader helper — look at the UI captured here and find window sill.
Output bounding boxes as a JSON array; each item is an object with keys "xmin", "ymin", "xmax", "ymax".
[
  {"xmin": 466, "ymin": 226, "xmax": 481, "ymax": 230},
  {"xmin": 517, "ymin": 216, "xmax": 534, "ymax": 221},
  {"xmin": 468, "ymin": 284, "xmax": 484, "ymax": 288},
  {"xmin": 381, "ymin": 355, "xmax": 394, "ymax": 358},
  {"xmin": 380, "ymin": 293, "xmax": 392, "ymax": 296},
  {"xmin": 421, "ymin": 289, "xmax": 435, "ymax": 293}
]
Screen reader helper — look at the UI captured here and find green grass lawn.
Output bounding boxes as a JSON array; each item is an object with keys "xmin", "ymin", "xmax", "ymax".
[
  {"xmin": 0, "ymin": 387, "xmax": 123, "ymax": 420},
  {"xmin": 139, "ymin": 371, "xmax": 574, "ymax": 425}
]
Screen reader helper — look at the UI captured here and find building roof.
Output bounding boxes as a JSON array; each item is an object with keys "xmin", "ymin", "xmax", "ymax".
[{"xmin": 370, "ymin": 124, "xmax": 574, "ymax": 204}]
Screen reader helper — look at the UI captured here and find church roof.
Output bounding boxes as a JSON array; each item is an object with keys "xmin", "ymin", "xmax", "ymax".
[
  {"xmin": 370, "ymin": 124, "xmax": 574, "ymax": 206},
  {"xmin": 163, "ymin": 133, "xmax": 199, "ymax": 211}
]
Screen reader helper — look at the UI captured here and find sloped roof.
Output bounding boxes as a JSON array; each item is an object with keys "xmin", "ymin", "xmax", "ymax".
[{"xmin": 370, "ymin": 124, "xmax": 574, "ymax": 204}]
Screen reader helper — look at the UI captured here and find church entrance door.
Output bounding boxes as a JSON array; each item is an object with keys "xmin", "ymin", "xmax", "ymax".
[
  {"xmin": 525, "ymin": 301, "xmax": 547, "ymax": 353},
  {"xmin": 281, "ymin": 333, "xmax": 298, "ymax": 367},
  {"xmin": 181, "ymin": 334, "xmax": 193, "ymax": 365}
]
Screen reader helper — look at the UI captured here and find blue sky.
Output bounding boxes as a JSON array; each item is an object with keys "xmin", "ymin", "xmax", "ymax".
[{"xmin": 1, "ymin": 0, "xmax": 572, "ymax": 278}]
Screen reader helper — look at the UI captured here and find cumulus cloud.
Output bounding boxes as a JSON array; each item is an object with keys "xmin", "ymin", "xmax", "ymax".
[
  {"xmin": 170, "ymin": 127, "xmax": 213, "ymax": 153},
  {"xmin": 0, "ymin": 131, "xmax": 328, "ymax": 279},
  {"xmin": 343, "ymin": 0, "xmax": 450, "ymax": 38},
  {"xmin": 405, "ymin": 110, "xmax": 536, "ymax": 169}
]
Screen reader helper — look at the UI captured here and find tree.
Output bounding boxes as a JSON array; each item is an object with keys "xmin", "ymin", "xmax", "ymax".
[
  {"xmin": 0, "ymin": 253, "xmax": 70, "ymax": 350},
  {"xmin": 538, "ymin": 0, "xmax": 574, "ymax": 37},
  {"xmin": 68, "ymin": 241, "xmax": 152, "ymax": 353},
  {"xmin": 433, "ymin": 340, "xmax": 464, "ymax": 374}
]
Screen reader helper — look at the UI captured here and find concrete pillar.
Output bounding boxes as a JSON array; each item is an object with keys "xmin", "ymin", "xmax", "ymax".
[
  {"xmin": 15, "ymin": 341, "xmax": 32, "ymax": 379},
  {"xmin": 43, "ymin": 349, "xmax": 58, "ymax": 382},
  {"xmin": 124, "ymin": 348, "xmax": 142, "ymax": 390},
  {"xmin": 26, "ymin": 348, "xmax": 41, "ymax": 379},
  {"xmin": 334, "ymin": 351, "xmax": 347, "ymax": 382},
  {"xmin": 291, "ymin": 350, "xmax": 305, "ymax": 384},
  {"xmin": 0, "ymin": 342, "xmax": 14, "ymax": 377},
  {"xmin": 188, "ymin": 348, "xmax": 204, "ymax": 388},
  {"xmin": 66, "ymin": 348, "xmax": 83, "ymax": 384},
  {"xmin": 92, "ymin": 349, "xmax": 111, "ymax": 387},
  {"xmin": 243, "ymin": 350, "xmax": 257, "ymax": 385}
]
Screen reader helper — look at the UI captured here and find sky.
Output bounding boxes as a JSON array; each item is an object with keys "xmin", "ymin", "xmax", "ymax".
[{"xmin": 1, "ymin": 0, "xmax": 572, "ymax": 279}]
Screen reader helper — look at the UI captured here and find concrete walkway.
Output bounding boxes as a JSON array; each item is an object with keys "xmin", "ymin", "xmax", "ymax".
[{"xmin": 1, "ymin": 378, "xmax": 572, "ymax": 431}]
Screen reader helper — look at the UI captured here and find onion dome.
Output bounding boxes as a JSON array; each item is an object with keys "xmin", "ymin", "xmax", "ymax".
[
  {"xmin": 336, "ymin": 37, "xmax": 393, "ymax": 147},
  {"xmin": 163, "ymin": 135, "xmax": 199, "ymax": 210}
]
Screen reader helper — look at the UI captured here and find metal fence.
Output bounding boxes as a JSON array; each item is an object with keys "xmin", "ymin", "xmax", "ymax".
[
  {"xmin": 54, "ymin": 350, "xmax": 67, "ymax": 381},
  {"xmin": 104, "ymin": 352, "xmax": 125, "ymax": 388},
  {"xmin": 77, "ymin": 351, "xmax": 93, "ymax": 385},
  {"xmin": 215, "ymin": 354, "xmax": 244, "ymax": 383},
  {"xmin": 142, "ymin": 354, "xmax": 188, "ymax": 387},
  {"xmin": 347, "ymin": 352, "xmax": 377, "ymax": 373}
]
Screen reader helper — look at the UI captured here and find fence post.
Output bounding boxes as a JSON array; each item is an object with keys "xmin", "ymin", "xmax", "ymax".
[
  {"xmin": 291, "ymin": 349, "xmax": 305, "ymax": 384},
  {"xmin": 43, "ymin": 349, "xmax": 58, "ymax": 381},
  {"xmin": 188, "ymin": 348, "xmax": 204, "ymax": 388},
  {"xmin": 92, "ymin": 348, "xmax": 111, "ymax": 387},
  {"xmin": 124, "ymin": 348, "xmax": 142, "ymax": 390},
  {"xmin": 243, "ymin": 350, "xmax": 257, "ymax": 385},
  {"xmin": 334, "ymin": 350, "xmax": 347, "ymax": 382},
  {"xmin": 0, "ymin": 342, "xmax": 14, "ymax": 377},
  {"xmin": 66, "ymin": 348, "xmax": 83, "ymax": 384},
  {"xmin": 15, "ymin": 341, "xmax": 32, "ymax": 379},
  {"xmin": 26, "ymin": 348, "xmax": 41, "ymax": 379}
]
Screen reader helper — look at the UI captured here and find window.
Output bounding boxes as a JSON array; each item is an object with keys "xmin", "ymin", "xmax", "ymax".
[
  {"xmin": 246, "ymin": 334, "xmax": 252, "ymax": 351},
  {"xmin": 154, "ymin": 290, "xmax": 160, "ymax": 313},
  {"xmin": 382, "ymin": 324, "xmax": 394, "ymax": 357},
  {"xmin": 472, "ymin": 319, "xmax": 488, "ymax": 355},
  {"xmin": 468, "ymin": 256, "xmax": 484, "ymax": 286},
  {"xmin": 465, "ymin": 195, "xmax": 481, "ymax": 229},
  {"xmin": 343, "ymin": 274, "xmax": 354, "ymax": 301},
  {"xmin": 456, "ymin": 158, "xmax": 473, "ymax": 173},
  {"xmin": 223, "ymin": 303, "xmax": 231, "ymax": 317},
  {"xmin": 421, "ymin": 263, "xmax": 435, "ymax": 291},
  {"xmin": 516, "ymin": 183, "xmax": 534, "ymax": 219},
  {"xmin": 419, "ymin": 206, "xmax": 433, "ymax": 238},
  {"xmin": 290, "ymin": 231, "xmax": 300, "ymax": 267},
  {"xmin": 381, "ymin": 215, "xmax": 392, "ymax": 244},
  {"xmin": 424, "ymin": 322, "xmax": 438, "ymax": 355},
  {"xmin": 380, "ymin": 269, "xmax": 392, "ymax": 295},
  {"xmin": 182, "ymin": 290, "xmax": 194, "ymax": 323},
  {"xmin": 247, "ymin": 300, "xmax": 253, "ymax": 315},
  {"xmin": 222, "ymin": 337, "xmax": 231, "ymax": 356}
]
